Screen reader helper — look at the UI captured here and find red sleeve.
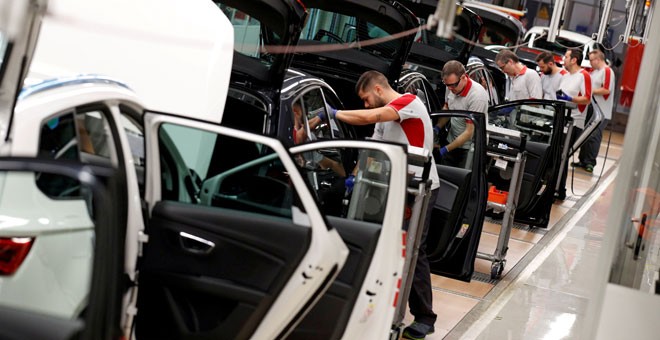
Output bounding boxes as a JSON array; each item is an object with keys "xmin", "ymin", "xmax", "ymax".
[
  {"xmin": 604, "ymin": 67, "xmax": 612, "ymax": 100},
  {"xmin": 582, "ymin": 70, "xmax": 592, "ymax": 99},
  {"xmin": 387, "ymin": 93, "xmax": 416, "ymax": 112}
]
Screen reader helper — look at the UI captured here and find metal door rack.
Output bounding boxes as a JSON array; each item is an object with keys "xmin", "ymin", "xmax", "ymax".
[
  {"xmin": 477, "ymin": 125, "xmax": 527, "ymax": 279},
  {"xmin": 391, "ymin": 146, "xmax": 433, "ymax": 340}
]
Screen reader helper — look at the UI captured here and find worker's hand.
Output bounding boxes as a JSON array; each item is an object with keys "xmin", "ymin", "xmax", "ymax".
[
  {"xmin": 498, "ymin": 106, "xmax": 515, "ymax": 114},
  {"xmin": 319, "ymin": 105, "xmax": 338, "ymax": 121},
  {"xmin": 433, "ymin": 126, "xmax": 441, "ymax": 135},
  {"xmin": 439, "ymin": 146, "xmax": 449, "ymax": 158},
  {"xmin": 556, "ymin": 90, "xmax": 572, "ymax": 102},
  {"xmin": 345, "ymin": 175, "xmax": 355, "ymax": 194}
]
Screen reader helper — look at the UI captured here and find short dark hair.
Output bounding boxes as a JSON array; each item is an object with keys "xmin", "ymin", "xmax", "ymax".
[
  {"xmin": 535, "ymin": 51, "xmax": 555, "ymax": 64},
  {"xmin": 442, "ymin": 60, "xmax": 466, "ymax": 79},
  {"xmin": 567, "ymin": 48, "xmax": 583, "ymax": 63},
  {"xmin": 589, "ymin": 49, "xmax": 606, "ymax": 61},
  {"xmin": 356, "ymin": 70, "xmax": 390, "ymax": 93},
  {"xmin": 495, "ymin": 49, "xmax": 519, "ymax": 64}
]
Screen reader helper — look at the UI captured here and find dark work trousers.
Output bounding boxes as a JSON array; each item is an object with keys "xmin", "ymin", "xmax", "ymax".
[
  {"xmin": 579, "ymin": 119, "xmax": 608, "ymax": 166},
  {"xmin": 408, "ymin": 187, "xmax": 439, "ymax": 326},
  {"xmin": 558, "ymin": 126, "xmax": 583, "ymax": 196}
]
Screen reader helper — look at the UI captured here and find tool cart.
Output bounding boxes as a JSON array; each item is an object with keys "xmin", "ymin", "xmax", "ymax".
[{"xmin": 477, "ymin": 125, "xmax": 527, "ymax": 279}]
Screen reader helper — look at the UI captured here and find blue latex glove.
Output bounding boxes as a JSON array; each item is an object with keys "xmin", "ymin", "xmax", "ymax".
[
  {"xmin": 439, "ymin": 146, "xmax": 449, "ymax": 158},
  {"xmin": 433, "ymin": 126, "xmax": 441, "ymax": 135},
  {"xmin": 319, "ymin": 105, "xmax": 338, "ymax": 121},
  {"xmin": 345, "ymin": 175, "xmax": 355, "ymax": 194},
  {"xmin": 499, "ymin": 106, "xmax": 515, "ymax": 114},
  {"xmin": 556, "ymin": 91, "xmax": 573, "ymax": 101}
]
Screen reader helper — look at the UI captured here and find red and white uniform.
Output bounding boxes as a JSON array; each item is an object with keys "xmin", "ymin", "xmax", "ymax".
[
  {"xmin": 507, "ymin": 65, "xmax": 543, "ymax": 101},
  {"xmin": 540, "ymin": 68, "xmax": 568, "ymax": 100},
  {"xmin": 559, "ymin": 70, "xmax": 592, "ymax": 129},
  {"xmin": 374, "ymin": 94, "xmax": 440, "ymax": 190},
  {"xmin": 590, "ymin": 66, "xmax": 615, "ymax": 119}
]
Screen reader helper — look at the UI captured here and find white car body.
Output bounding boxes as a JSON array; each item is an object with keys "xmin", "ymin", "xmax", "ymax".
[{"xmin": 524, "ymin": 26, "xmax": 602, "ymax": 68}]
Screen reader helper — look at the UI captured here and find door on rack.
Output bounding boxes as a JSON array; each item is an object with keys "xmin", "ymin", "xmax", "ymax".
[
  {"xmin": 286, "ymin": 140, "xmax": 408, "ymax": 340},
  {"xmin": 487, "ymin": 99, "xmax": 570, "ymax": 228},
  {"xmin": 426, "ymin": 111, "xmax": 488, "ymax": 282}
]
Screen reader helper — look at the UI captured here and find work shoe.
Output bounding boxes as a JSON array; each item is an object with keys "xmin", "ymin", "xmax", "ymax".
[
  {"xmin": 584, "ymin": 164, "xmax": 594, "ymax": 173},
  {"xmin": 570, "ymin": 161, "xmax": 585, "ymax": 168},
  {"xmin": 402, "ymin": 321, "xmax": 435, "ymax": 340}
]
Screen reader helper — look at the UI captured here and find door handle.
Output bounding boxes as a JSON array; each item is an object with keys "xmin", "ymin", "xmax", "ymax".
[{"xmin": 179, "ymin": 231, "xmax": 215, "ymax": 255}]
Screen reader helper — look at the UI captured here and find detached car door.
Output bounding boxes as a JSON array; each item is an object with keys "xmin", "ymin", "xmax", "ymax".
[
  {"xmin": 285, "ymin": 140, "xmax": 408, "ymax": 339},
  {"xmin": 135, "ymin": 112, "xmax": 360, "ymax": 339},
  {"xmin": 487, "ymin": 99, "xmax": 571, "ymax": 228},
  {"xmin": 425, "ymin": 111, "xmax": 489, "ymax": 281}
]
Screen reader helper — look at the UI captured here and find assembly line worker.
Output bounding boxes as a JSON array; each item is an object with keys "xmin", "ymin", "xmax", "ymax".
[
  {"xmin": 573, "ymin": 50, "xmax": 615, "ymax": 173},
  {"xmin": 536, "ymin": 51, "xmax": 568, "ymax": 100},
  {"xmin": 436, "ymin": 60, "xmax": 489, "ymax": 168},
  {"xmin": 323, "ymin": 70, "xmax": 440, "ymax": 340},
  {"xmin": 555, "ymin": 47, "xmax": 592, "ymax": 200},
  {"xmin": 495, "ymin": 49, "xmax": 542, "ymax": 101}
]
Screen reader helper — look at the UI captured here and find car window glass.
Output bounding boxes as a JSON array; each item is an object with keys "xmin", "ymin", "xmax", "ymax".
[
  {"xmin": 217, "ymin": 4, "xmax": 281, "ymax": 66},
  {"xmin": 119, "ymin": 110, "xmax": 145, "ymax": 194},
  {"xmin": 300, "ymin": 9, "xmax": 401, "ymax": 62},
  {"xmin": 469, "ymin": 68, "xmax": 498, "ymax": 106},
  {"xmin": 159, "ymin": 123, "xmax": 298, "ymax": 218},
  {"xmin": 489, "ymin": 104, "xmax": 557, "ymax": 144},
  {"xmin": 403, "ymin": 63, "xmax": 445, "ymax": 107},
  {"xmin": 293, "ymin": 147, "xmax": 393, "ymax": 224},
  {"xmin": 36, "ymin": 107, "xmax": 118, "ymax": 198},
  {"xmin": 292, "ymin": 88, "xmax": 334, "ymax": 143}
]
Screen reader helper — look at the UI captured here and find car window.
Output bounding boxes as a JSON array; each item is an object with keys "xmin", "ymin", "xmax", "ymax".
[
  {"xmin": 36, "ymin": 107, "xmax": 118, "ymax": 198},
  {"xmin": 468, "ymin": 68, "xmax": 499, "ymax": 106},
  {"xmin": 489, "ymin": 104, "xmax": 558, "ymax": 144},
  {"xmin": 118, "ymin": 107, "xmax": 146, "ymax": 195},
  {"xmin": 403, "ymin": 63, "xmax": 445, "ymax": 108},
  {"xmin": 159, "ymin": 123, "xmax": 300, "ymax": 218},
  {"xmin": 300, "ymin": 9, "xmax": 402, "ymax": 62},
  {"xmin": 217, "ymin": 4, "xmax": 281, "ymax": 66},
  {"xmin": 293, "ymin": 147, "xmax": 392, "ymax": 224}
]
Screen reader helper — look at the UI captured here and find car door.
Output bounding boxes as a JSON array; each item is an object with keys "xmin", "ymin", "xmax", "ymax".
[
  {"xmin": 424, "ymin": 111, "xmax": 489, "ymax": 281},
  {"xmin": 487, "ymin": 99, "xmax": 572, "ymax": 228},
  {"xmin": 467, "ymin": 60, "xmax": 502, "ymax": 106},
  {"xmin": 135, "ymin": 112, "xmax": 406, "ymax": 339},
  {"xmin": 0, "ymin": 158, "xmax": 127, "ymax": 340},
  {"xmin": 285, "ymin": 140, "xmax": 408, "ymax": 340}
]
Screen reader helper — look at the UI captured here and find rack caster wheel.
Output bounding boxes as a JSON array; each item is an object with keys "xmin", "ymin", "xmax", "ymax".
[{"xmin": 490, "ymin": 261, "xmax": 505, "ymax": 279}]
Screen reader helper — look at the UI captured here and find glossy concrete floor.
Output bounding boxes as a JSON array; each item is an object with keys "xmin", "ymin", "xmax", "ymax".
[{"xmin": 402, "ymin": 130, "xmax": 624, "ymax": 339}]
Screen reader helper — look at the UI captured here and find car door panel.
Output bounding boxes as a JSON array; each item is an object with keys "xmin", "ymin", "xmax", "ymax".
[
  {"xmin": 424, "ymin": 112, "xmax": 488, "ymax": 282},
  {"xmin": 488, "ymin": 100, "xmax": 569, "ymax": 228},
  {"xmin": 286, "ymin": 141, "xmax": 408, "ymax": 339},
  {"xmin": 139, "ymin": 113, "xmax": 348, "ymax": 340}
]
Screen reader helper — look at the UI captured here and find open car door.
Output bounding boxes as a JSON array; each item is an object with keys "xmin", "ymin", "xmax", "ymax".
[
  {"xmin": 285, "ymin": 140, "xmax": 408, "ymax": 339},
  {"xmin": 426, "ymin": 112, "xmax": 489, "ymax": 282},
  {"xmin": 487, "ymin": 99, "xmax": 572, "ymax": 228},
  {"xmin": 135, "ymin": 113, "xmax": 355, "ymax": 339},
  {"xmin": 0, "ymin": 158, "xmax": 126, "ymax": 340}
]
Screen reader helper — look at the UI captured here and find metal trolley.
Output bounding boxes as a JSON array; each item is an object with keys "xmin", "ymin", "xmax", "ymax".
[
  {"xmin": 390, "ymin": 146, "xmax": 433, "ymax": 340},
  {"xmin": 477, "ymin": 125, "xmax": 527, "ymax": 279}
]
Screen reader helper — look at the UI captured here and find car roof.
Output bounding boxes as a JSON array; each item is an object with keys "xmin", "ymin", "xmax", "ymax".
[{"xmin": 526, "ymin": 26, "xmax": 595, "ymax": 44}]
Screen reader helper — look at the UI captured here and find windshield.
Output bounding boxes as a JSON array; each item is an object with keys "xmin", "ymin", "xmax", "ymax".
[
  {"xmin": 527, "ymin": 34, "xmax": 584, "ymax": 55},
  {"xmin": 300, "ymin": 9, "xmax": 403, "ymax": 62}
]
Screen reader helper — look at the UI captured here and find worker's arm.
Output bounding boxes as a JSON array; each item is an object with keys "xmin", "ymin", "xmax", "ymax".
[
  {"xmin": 335, "ymin": 106, "xmax": 400, "ymax": 125},
  {"xmin": 445, "ymin": 121, "xmax": 474, "ymax": 152}
]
